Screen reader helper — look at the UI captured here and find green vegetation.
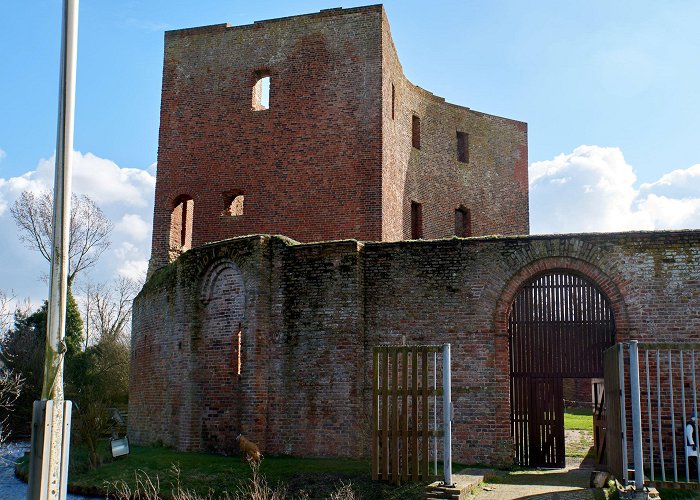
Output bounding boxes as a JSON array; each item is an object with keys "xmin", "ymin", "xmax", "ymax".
[
  {"xmin": 564, "ymin": 408, "xmax": 594, "ymax": 459},
  {"xmin": 564, "ymin": 407, "xmax": 593, "ymax": 431},
  {"xmin": 18, "ymin": 444, "xmax": 443, "ymax": 499}
]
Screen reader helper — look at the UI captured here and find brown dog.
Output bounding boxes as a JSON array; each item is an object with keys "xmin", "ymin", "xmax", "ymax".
[{"xmin": 236, "ymin": 433, "xmax": 262, "ymax": 463}]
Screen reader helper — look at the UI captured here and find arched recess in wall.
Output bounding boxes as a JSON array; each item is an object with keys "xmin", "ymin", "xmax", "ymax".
[
  {"xmin": 494, "ymin": 257, "xmax": 629, "ymax": 339},
  {"xmin": 493, "ymin": 257, "xmax": 629, "ymax": 467},
  {"xmin": 170, "ymin": 195, "xmax": 194, "ymax": 254},
  {"xmin": 197, "ymin": 259, "xmax": 246, "ymax": 454}
]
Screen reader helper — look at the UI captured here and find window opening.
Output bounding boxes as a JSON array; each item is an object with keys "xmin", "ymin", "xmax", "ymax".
[
  {"xmin": 455, "ymin": 206, "xmax": 471, "ymax": 237},
  {"xmin": 252, "ymin": 75, "xmax": 270, "ymax": 111},
  {"xmin": 411, "ymin": 201, "xmax": 423, "ymax": 239},
  {"xmin": 170, "ymin": 195, "xmax": 193, "ymax": 251},
  {"xmin": 236, "ymin": 325, "xmax": 242, "ymax": 376},
  {"xmin": 412, "ymin": 115, "xmax": 421, "ymax": 149},
  {"xmin": 391, "ymin": 83, "xmax": 395, "ymax": 120},
  {"xmin": 223, "ymin": 192, "xmax": 244, "ymax": 216},
  {"xmin": 457, "ymin": 131, "xmax": 469, "ymax": 163}
]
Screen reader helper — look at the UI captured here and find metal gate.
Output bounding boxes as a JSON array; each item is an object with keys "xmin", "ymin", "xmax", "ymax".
[{"xmin": 509, "ymin": 272, "xmax": 616, "ymax": 467}]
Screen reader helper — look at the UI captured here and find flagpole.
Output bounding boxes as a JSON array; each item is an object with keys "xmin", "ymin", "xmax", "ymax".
[{"xmin": 28, "ymin": 0, "xmax": 78, "ymax": 498}]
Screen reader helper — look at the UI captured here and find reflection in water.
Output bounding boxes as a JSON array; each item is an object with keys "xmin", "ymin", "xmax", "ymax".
[{"xmin": 0, "ymin": 442, "xmax": 89, "ymax": 499}]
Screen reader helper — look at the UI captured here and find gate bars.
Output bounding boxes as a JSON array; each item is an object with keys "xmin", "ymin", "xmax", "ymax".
[
  {"xmin": 371, "ymin": 344, "xmax": 453, "ymax": 486},
  {"xmin": 606, "ymin": 341, "xmax": 700, "ymax": 489}
]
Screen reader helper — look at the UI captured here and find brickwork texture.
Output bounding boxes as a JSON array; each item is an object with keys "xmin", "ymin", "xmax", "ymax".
[
  {"xmin": 149, "ymin": 5, "xmax": 528, "ymax": 272},
  {"xmin": 130, "ymin": 230, "xmax": 700, "ymax": 465}
]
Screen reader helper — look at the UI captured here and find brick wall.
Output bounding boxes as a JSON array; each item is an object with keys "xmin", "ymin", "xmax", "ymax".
[
  {"xmin": 130, "ymin": 230, "xmax": 700, "ymax": 465},
  {"xmin": 380, "ymin": 9, "xmax": 529, "ymax": 242},
  {"xmin": 149, "ymin": 5, "xmax": 529, "ymax": 272},
  {"xmin": 150, "ymin": 6, "xmax": 385, "ymax": 271}
]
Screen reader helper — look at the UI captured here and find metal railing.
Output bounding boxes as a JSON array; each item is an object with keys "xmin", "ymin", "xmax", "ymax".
[{"xmin": 606, "ymin": 341, "xmax": 700, "ymax": 489}]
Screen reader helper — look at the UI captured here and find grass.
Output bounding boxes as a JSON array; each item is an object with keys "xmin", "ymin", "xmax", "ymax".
[
  {"xmin": 564, "ymin": 407, "xmax": 594, "ymax": 459},
  {"xmin": 17, "ymin": 442, "xmax": 444, "ymax": 499},
  {"xmin": 564, "ymin": 407, "xmax": 593, "ymax": 432}
]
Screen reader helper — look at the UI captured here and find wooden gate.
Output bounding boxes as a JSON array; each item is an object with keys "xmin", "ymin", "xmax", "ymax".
[
  {"xmin": 509, "ymin": 272, "xmax": 616, "ymax": 467},
  {"xmin": 592, "ymin": 378, "xmax": 607, "ymax": 467},
  {"xmin": 371, "ymin": 345, "xmax": 442, "ymax": 485}
]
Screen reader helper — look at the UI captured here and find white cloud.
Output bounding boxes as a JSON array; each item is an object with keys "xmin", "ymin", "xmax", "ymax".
[
  {"xmin": 530, "ymin": 145, "xmax": 700, "ymax": 234},
  {"xmin": 118, "ymin": 260, "xmax": 149, "ymax": 281},
  {"xmin": 640, "ymin": 164, "xmax": 700, "ymax": 199},
  {"xmin": 0, "ymin": 148, "xmax": 6, "ymax": 161},
  {"xmin": 0, "ymin": 152, "xmax": 155, "ymax": 302},
  {"xmin": 115, "ymin": 213, "xmax": 150, "ymax": 241}
]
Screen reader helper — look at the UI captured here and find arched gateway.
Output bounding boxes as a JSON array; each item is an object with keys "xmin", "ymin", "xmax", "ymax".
[{"xmin": 508, "ymin": 271, "xmax": 616, "ymax": 467}]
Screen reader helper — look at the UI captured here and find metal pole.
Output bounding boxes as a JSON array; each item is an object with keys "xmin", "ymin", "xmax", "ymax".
[
  {"xmin": 28, "ymin": 1, "xmax": 78, "ymax": 498},
  {"xmin": 619, "ymin": 343, "xmax": 629, "ymax": 486},
  {"xmin": 681, "ymin": 351, "xmax": 689, "ymax": 481},
  {"xmin": 693, "ymin": 352, "xmax": 699, "ymax": 483},
  {"xmin": 629, "ymin": 341, "xmax": 644, "ymax": 490},
  {"xmin": 442, "ymin": 344, "xmax": 453, "ymax": 487},
  {"xmin": 645, "ymin": 349, "xmax": 654, "ymax": 481},
  {"xmin": 670, "ymin": 350, "xmax": 678, "ymax": 482},
  {"xmin": 657, "ymin": 350, "xmax": 665, "ymax": 481}
]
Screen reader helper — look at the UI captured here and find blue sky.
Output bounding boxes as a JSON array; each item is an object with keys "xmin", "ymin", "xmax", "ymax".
[{"xmin": 1, "ymin": 0, "xmax": 700, "ymax": 303}]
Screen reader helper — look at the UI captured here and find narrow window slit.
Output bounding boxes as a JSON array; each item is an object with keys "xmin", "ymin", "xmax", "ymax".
[{"xmin": 252, "ymin": 75, "xmax": 270, "ymax": 111}]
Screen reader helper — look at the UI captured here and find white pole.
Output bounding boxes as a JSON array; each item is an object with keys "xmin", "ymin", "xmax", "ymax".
[
  {"xmin": 629, "ymin": 341, "xmax": 644, "ymax": 490},
  {"xmin": 442, "ymin": 344, "xmax": 453, "ymax": 486},
  {"xmin": 28, "ymin": 1, "xmax": 78, "ymax": 498}
]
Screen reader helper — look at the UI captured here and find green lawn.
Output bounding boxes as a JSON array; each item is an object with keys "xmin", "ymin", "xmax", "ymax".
[
  {"xmin": 564, "ymin": 407, "xmax": 593, "ymax": 431},
  {"xmin": 17, "ymin": 443, "xmax": 446, "ymax": 499}
]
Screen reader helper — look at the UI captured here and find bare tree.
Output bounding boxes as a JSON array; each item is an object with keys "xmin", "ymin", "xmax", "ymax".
[
  {"xmin": 0, "ymin": 290, "xmax": 14, "ymax": 336},
  {"xmin": 11, "ymin": 191, "xmax": 113, "ymax": 285},
  {"xmin": 80, "ymin": 277, "xmax": 140, "ymax": 348},
  {"xmin": 0, "ymin": 370, "xmax": 23, "ymax": 452}
]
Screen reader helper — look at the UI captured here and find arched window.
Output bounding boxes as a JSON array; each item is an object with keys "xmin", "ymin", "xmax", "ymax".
[
  {"xmin": 170, "ymin": 195, "xmax": 193, "ymax": 251},
  {"xmin": 455, "ymin": 206, "xmax": 471, "ymax": 237},
  {"xmin": 222, "ymin": 192, "xmax": 244, "ymax": 216}
]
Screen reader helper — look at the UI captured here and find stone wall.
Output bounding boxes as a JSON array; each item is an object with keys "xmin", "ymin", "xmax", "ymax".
[{"xmin": 130, "ymin": 230, "xmax": 700, "ymax": 465}]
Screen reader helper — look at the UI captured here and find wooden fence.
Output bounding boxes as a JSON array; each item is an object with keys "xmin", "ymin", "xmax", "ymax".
[{"xmin": 371, "ymin": 345, "xmax": 443, "ymax": 485}]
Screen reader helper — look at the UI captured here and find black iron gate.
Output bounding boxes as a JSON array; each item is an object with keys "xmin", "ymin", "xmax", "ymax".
[{"xmin": 509, "ymin": 272, "xmax": 616, "ymax": 467}]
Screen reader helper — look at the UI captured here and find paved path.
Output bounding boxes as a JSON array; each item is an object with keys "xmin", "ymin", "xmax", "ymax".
[
  {"xmin": 470, "ymin": 467, "xmax": 603, "ymax": 500},
  {"xmin": 469, "ymin": 453, "xmax": 607, "ymax": 500}
]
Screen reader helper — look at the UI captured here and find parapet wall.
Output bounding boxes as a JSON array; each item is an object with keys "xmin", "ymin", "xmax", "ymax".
[{"xmin": 130, "ymin": 230, "xmax": 700, "ymax": 465}]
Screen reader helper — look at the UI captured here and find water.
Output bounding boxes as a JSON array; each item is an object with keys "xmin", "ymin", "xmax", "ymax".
[{"xmin": 0, "ymin": 442, "xmax": 90, "ymax": 499}]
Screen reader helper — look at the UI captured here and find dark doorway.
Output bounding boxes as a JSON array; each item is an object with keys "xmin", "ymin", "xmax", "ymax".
[{"xmin": 508, "ymin": 272, "xmax": 616, "ymax": 467}]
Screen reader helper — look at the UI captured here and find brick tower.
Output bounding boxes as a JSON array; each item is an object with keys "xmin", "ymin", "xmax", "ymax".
[{"xmin": 149, "ymin": 5, "xmax": 529, "ymax": 272}]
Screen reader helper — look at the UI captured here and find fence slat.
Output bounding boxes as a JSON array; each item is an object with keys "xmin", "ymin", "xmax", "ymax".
[
  {"xmin": 681, "ymin": 351, "xmax": 689, "ymax": 482},
  {"xmin": 402, "ymin": 347, "xmax": 408, "ymax": 483},
  {"xmin": 372, "ymin": 348, "xmax": 378, "ymax": 481},
  {"xmin": 422, "ymin": 349, "xmax": 429, "ymax": 480},
  {"xmin": 670, "ymin": 351, "xmax": 678, "ymax": 483},
  {"xmin": 645, "ymin": 350, "xmax": 653, "ymax": 481},
  {"xmin": 391, "ymin": 348, "xmax": 399, "ymax": 484},
  {"xmin": 411, "ymin": 348, "xmax": 418, "ymax": 481},
  {"xmin": 382, "ymin": 348, "xmax": 389, "ymax": 480}
]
